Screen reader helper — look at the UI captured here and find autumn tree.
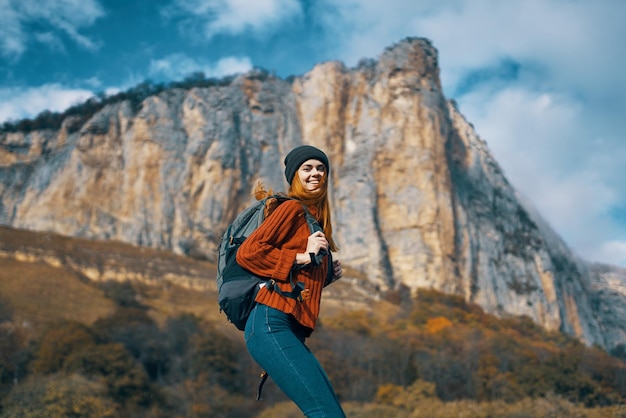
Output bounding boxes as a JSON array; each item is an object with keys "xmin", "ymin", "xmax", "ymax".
[
  {"xmin": 1, "ymin": 374, "xmax": 117, "ymax": 418},
  {"xmin": 63, "ymin": 342, "xmax": 156, "ymax": 409},
  {"xmin": 31, "ymin": 321, "xmax": 96, "ymax": 375}
]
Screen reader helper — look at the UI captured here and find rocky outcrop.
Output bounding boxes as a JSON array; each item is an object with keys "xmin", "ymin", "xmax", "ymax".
[
  {"xmin": 588, "ymin": 263, "xmax": 626, "ymax": 350},
  {"xmin": 1, "ymin": 37, "xmax": 624, "ymax": 350},
  {"xmin": 0, "ymin": 226, "xmax": 214, "ymax": 291}
]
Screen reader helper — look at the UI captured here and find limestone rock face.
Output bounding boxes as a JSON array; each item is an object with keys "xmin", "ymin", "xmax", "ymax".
[
  {"xmin": 1, "ymin": 75, "xmax": 301, "ymax": 259},
  {"xmin": 1, "ymin": 38, "xmax": 623, "ymax": 350},
  {"xmin": 588, "ymin": 264, "xmax": 626, "ymax": 350}
]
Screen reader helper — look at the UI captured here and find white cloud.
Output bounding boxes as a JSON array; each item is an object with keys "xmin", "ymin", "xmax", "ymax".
[
  {"xmin": 83, "ymin": 77, "xmax": 103, "ymax": 89},
  {"xmin": 167, "ymin": 0, "xmax": 302, "ymax": 38},
  {"xmin": 0, "ymin": 0, "xmax": 105, "ymax": 58},
  {"xmin": 0, "ymin": 0, "xmax": 26, "ymax": 57},
  {"xmin": 591, "ymin": 241, "xmax": 626, "ymax": 267},
  {"xmin": 149, "ymin": 54, "xmax": 253, "ymax": 80},
  {"xmin": 0, "ymin": 84, "xmax": 93, "ymax": 123},
  {"xmin": 33, "ymin": 32, "xmax": 66, "ymax": 52},
  {"xmin": 210, "ymin": 56, "xmax": 254, "ymax": 77}
]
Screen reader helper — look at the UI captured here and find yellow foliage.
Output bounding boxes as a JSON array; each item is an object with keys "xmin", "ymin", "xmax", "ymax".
[
  {"xmin": 425, "ymin": 316, "xmax": 453, "ymax": 334},
  {"xmin": 376, "ymin": 383, "xmax": 402, "ymax": 405},
  {"xmin": 346, "ymin": 395, "xmax": 626, "ymax": 418},
  {"xmin": 1, "ymin": 374, "xmax": 117, "ymax": 418},
  {"xmin": 322, "ymin": 309, "xmax": 375, "ymax": 335},
  {"xmin": 375, "ymin": 380, "xmax": 438, "ymax": 411}
]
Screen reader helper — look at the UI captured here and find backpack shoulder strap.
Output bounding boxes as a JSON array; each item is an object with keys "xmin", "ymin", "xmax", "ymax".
[{"xmin": 300, "ymin": 205, "xmax": 334, "ymax": 286}]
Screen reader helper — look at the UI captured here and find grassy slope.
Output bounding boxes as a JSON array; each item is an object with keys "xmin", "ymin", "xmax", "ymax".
[
  {"xmin": 0, "ymin": 257, "xmax": 116, "ymax": 334},
  {"xmin": 0, "ymin": 226, "xmax": 224, "ymax": 337}
]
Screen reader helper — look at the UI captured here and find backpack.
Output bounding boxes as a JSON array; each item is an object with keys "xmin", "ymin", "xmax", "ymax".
[{"xmin": 216, "ymin": 195, "xmax": 329, "ymax": 331}]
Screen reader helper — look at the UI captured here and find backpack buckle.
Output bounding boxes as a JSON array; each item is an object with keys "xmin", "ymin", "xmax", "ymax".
[{"xmin": 297, "ymin": 288, "xmax": 311, "ymax": 302}]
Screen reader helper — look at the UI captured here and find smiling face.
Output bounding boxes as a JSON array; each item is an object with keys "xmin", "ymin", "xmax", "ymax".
[{"xmin": 297, "ymin": 159, "xmax": 326, "ymax": 193}]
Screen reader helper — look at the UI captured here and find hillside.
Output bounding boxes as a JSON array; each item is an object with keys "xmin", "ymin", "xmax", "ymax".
[
  {"xmin": 1, "ymin": 226, "xmax": 625, "ymax": 417},
  {"xmin": 0, "ymin": 226, "xmax": 220, "ymax": 336}
]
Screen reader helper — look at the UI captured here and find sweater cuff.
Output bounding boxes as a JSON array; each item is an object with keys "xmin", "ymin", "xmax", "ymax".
[{"xmin": 272, "ymin": 248, "xmax": 298, "ymax": 280}]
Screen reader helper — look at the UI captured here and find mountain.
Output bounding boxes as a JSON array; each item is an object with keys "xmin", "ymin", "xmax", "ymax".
[{"xmin": 1, "ymin": 37, "xmax": 624, "ymax": 351}]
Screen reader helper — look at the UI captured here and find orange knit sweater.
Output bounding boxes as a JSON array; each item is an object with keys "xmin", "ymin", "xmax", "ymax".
[{"xmin": 235, "ymin": 199, "xmax": 329, "ymax": 332}]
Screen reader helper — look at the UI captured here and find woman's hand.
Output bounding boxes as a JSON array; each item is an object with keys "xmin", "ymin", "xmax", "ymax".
[
  {"xmin": 306, "ymin": 231, "xmax": 328, "ymax": 255},
  {"xmin": 295, "ymin": 231, "xmax": 329, "ymax": 266},
  {"xmin": 332, "ymin": 259, "xmax": 343, "ymax": 280}
]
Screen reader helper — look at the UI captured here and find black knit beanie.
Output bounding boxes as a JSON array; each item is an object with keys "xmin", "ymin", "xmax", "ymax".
[{"xmin": 284, "ymin": 145, "xmax": 330, "ymax": 184}]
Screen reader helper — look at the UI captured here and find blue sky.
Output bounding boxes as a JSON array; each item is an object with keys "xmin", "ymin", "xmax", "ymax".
[{"xmin": 1, "ymin": 0, "xmax": 625, "ymax": 267}]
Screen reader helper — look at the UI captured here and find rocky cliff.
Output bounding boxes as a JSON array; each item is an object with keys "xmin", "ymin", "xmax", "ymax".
[{"xmin": 1, "ymin": 38, "xmax": 624, "ymax": 351}]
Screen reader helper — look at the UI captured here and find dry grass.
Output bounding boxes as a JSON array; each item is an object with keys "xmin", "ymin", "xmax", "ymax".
[
  {"xmin": 256, "ymin": 399, "xmax": 626, "ymax": 418},
  {"xmin": 0, "ymin": 257, "xmax": 116, "ymax": 337},
  {"xmin": 0, "ymin": 225, "xmax": 224, "ymax": 338},
  {"xmin": 136, "ymin": 280, "xmax": 233, "ymax": 331}
]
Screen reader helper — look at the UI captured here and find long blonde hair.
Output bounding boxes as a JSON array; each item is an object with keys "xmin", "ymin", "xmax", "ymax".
[{"xmin": 253, "ymin": 175, "xmax": 338, "ymax": 252}]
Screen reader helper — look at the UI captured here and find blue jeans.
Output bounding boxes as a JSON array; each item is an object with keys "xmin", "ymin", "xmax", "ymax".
[{"xmin": 245, "ymin": 303, "xmax": 346, "ymax": 417}]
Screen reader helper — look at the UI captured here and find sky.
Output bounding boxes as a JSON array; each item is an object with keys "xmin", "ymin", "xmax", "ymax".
[{"xmin": 1, "ymin": 0, "xmax": 625, "ymax": 267}]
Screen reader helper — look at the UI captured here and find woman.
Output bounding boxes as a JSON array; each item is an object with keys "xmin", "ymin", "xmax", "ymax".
[{"xmin": 236, "ymin": 145, "xmax": 346, "ymax": 417}]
